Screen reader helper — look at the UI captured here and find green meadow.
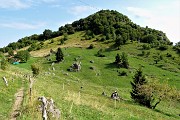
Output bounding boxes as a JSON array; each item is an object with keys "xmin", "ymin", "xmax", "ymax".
[{"xmin": 11, "ymin": 36, "xmax": 179, "ymax": 120}]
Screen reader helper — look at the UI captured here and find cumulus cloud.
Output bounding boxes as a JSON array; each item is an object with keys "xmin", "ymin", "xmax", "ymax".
[
  {"xmin": 0, "ymin": 22, "xmax": 46, "ymax": 30},
  {"xmin": 0, "ymin": 0, "xmax": 30, "ymax": 9}
]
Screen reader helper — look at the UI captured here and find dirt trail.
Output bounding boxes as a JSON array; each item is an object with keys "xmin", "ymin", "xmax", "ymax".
[{"xmin": 10, "ymin": 88, "xmax": 24, "ymax": 120}]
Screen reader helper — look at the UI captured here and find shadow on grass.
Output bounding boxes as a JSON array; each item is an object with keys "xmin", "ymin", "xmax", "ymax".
[
  {"xmin": 104, "ymin": 62, "xmax": 118, "ymax": 69},
  {"xmin": 104, "ymin": 44, "xmax": 118, "ymax": 52},
  {"xmin": 154, "ymin": 109, "xmax": 179, "ymax": 118},
  {"xmin": 124, "ymin": 100, "xmax": 179, "ymax": 119},
  {"xmin": 42, "ymin": 60, "xmax": 57, "ymax": 65}
]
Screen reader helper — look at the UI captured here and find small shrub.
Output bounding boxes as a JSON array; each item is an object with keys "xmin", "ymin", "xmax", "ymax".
[
  {"xmin": 96, "ymin": 49, "xmax": 105, "ymax": 57},
  {"xmin": 1, "ymin": 58, "xmax": 9, "ymax": 70},
  {"xmin": 40, "ymin": 42, "xmax": 44, "ymax": 46},
  {"xmin": 100, "ymin": 37, "xmax": 106, "ymax": 41},
  {"xmin": 85, "ymin": 35, "xmax": 91, "ymax": 40},
  {"xmin": 50, "ymin": 39, "xmax": 55, "ymax": 43},
  {"xmin": 88, "ymin": 44, "xmax": 94, "ymax": 49},
  {"xmin": 160, "ymin": 55, "xmax": 163, "ymax": 60},
  {"xmin": 60, "ymin": 39, "xmax": 64, "ymax": 45},
  {"xmin": 63, "ymin": 33, "xmax": 68, "ymax": 41},
  {"xmin": 96, "ymin": 37, "xmax": 100, "ymax": 41},
  {"xmin": 36, "ymin": 45, "xmax": 42, "ymax": 50},
  {"xmin": 8, "ymin": 50, "xmax": 14, "ymax": 56},
  {"xmin": 106, "ymin": 33, "xmax": 111, "ymax": 40},
  {"xmin": 31, "ymin": 63, "xmax": 41, "ymax": 77},
  {"xmin": 141, "ymin": 51, "xmax": 146, "ymax": 56},
  {"xmin": 142, "ymin": 44, "xmax": 151, "ymax": 50},
  {"xmin": 146, "ymin": 51, "xmax": 150, "ymax": 56},
  {"xmin": 118, "ymin": 71, "xmax": 127, "ymax": 76},
  {"xmin": 27, "ymin": 47, "xmax": 33, "ymax": 52}
]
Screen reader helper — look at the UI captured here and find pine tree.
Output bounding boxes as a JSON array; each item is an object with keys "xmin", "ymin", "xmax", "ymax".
[
  {"xmin": 115, "ymin": 53, "xmax": 121, "ymax": 64},
  {"xmin": 121, "ymin": 52, "xmax": 129, "ymax": 69},
  {"xmin": 56, "ymin": 48, "xmax": 64, "ymax": 62},
  {"xmin": 130, "ymin": 67, "xmax": 151, "ymax": 108}
]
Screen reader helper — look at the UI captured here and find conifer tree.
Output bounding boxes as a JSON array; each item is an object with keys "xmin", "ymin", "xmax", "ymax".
[
  {"xmin": 130, "ymin": 68, "xmax": 151, "ymax": 108},
  {"xmin": 56, "ymin": 47, "xmax": 64, "ymax": 62},
  {"xmin": 121, "ymin": 52, "xmax": 129, "ymax": 69},
  {"xmin": 115, "ymin": 53, "xmax": 121, "ymax": 64}
]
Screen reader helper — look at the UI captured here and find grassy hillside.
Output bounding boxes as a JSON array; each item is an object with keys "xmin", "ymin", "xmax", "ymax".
[
  {"xmin": 1, "ymin": 31, "xmax": 179, "ymax": 119},
  {"xmin": 0, "ymin": 8, "xmax": 179, "ymax": 119},
  {"xmin": 4, "ymin": 32, "xmax": 176, "ymax": 120}
]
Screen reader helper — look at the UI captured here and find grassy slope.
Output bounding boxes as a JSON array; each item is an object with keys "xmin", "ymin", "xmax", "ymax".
[
  {"xmin": 0, "ymin": 66, "xmax": 29, "ymax": 119},
  {"xmin": 19, "ymin": 46, "xmax": 180, "ymax": 120},
  {"xmin": 2, "ymin": 32, "xmax": 180, "ymax": 119}
]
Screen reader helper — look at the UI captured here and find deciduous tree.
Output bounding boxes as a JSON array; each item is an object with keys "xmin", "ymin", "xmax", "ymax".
[{"xmin": 15, "ymin": 50, "xmax": 30, "ymax": 63}]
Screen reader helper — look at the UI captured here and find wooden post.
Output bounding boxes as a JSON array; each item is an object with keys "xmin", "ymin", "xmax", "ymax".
[
  {"xmin": 2, "ymin": 77, "xmax": 8, "ymax": 86},
  {"xmin": 114, "ymin": 99, "xmax": 116, "ymax": 109},
  {"xmin": 29, "ymin": 77, "xmax": 33, "ymax": 100}
]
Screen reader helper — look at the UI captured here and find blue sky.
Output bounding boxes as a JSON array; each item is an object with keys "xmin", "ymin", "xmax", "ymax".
[{"xmin": 0, "ymin": 0, "xmax": 179, "ymax": 48}]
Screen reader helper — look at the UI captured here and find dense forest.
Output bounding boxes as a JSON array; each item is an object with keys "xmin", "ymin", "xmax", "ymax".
[{"xmin": 0, "ymin": 10, "xmax": 179, "ymax": 53}]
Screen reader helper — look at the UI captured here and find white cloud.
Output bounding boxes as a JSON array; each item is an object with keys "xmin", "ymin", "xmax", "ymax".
[
  {"xmin": 40, "ymin": 0, "xmax": 57, "ymax": 3},
  {"xmin": 0, "ymin": 22, "xmax": 46, "ymax": 30},
  {"xmin": 0, "ymin": 0, "xmax": 30, "ymax": 9},
  {"xmin": 0, "ymin": 0, "xmax": 59, "ymax": 9},
  {"xmin": 69, "ymin": 5, "xmax": 96, "ymax": 16},
  {"xmin": 126, "ymin": 1, "xmax": 180, "ymax": 43}
]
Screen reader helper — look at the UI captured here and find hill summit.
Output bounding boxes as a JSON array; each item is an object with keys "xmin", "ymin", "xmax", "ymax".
[{"xmin": 0, "ymin": 10, "xmax": 171, "ymax": 52}]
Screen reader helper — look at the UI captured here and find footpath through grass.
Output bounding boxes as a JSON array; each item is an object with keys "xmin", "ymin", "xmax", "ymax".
[{"xmin": 0, "ymin": 66, "xmax": 29, "ymax": 120}]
